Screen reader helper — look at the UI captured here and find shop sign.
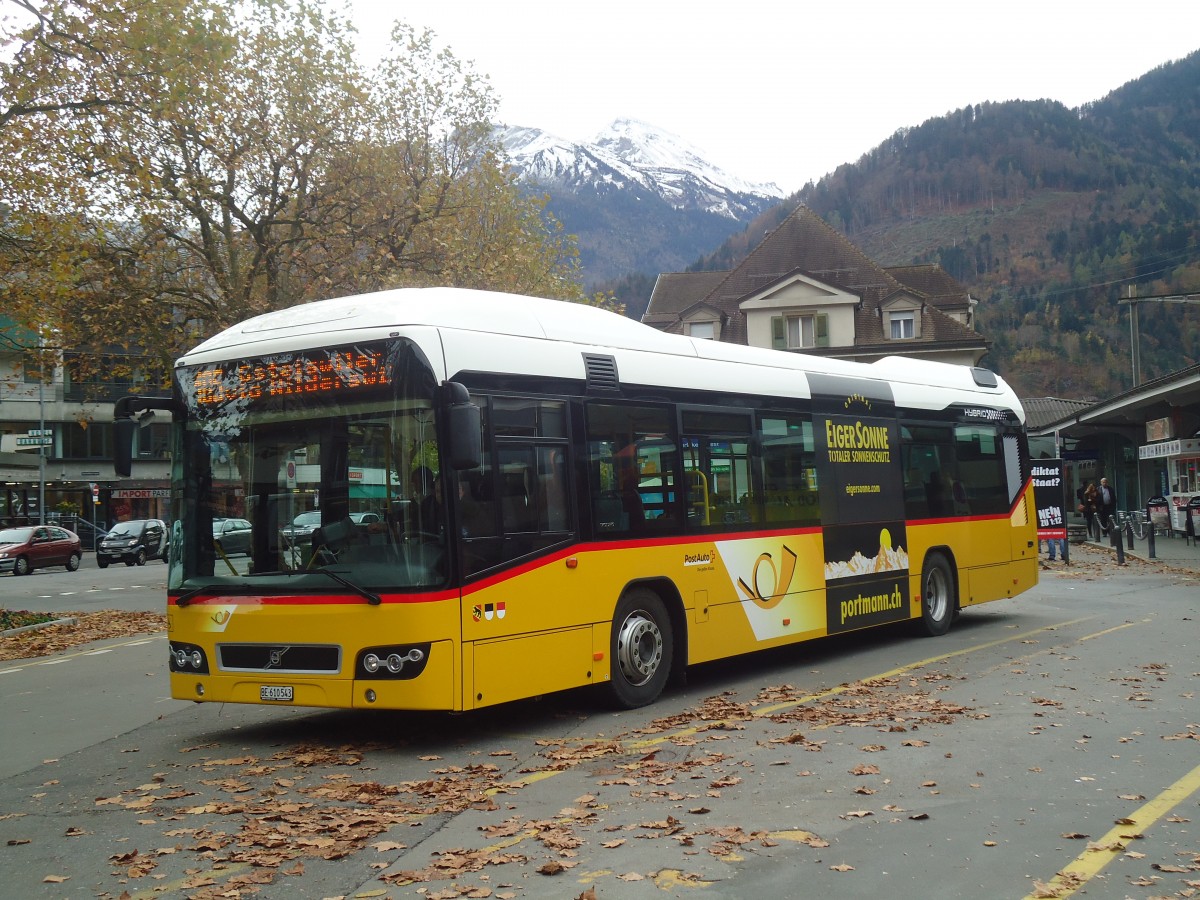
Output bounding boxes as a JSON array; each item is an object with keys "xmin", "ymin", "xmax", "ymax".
[
  {"xmin": 1145, "ymin": 417, "xmax": 1174, "ymax": 442},
  {"xmin": 1140, "ymin": 438, "xmax": 1200, "ymax": 460}
]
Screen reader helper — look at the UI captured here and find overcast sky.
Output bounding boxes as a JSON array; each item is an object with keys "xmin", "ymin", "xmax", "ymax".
[{"xmin": 347, "ymin": 0, "xmax": 1197, "ymax": 192}]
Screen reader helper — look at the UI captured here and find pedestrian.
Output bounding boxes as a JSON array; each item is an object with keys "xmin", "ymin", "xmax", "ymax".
[
  {"xmin": 1078, "ymin": 482, "xmax": 1099, "ymax": 539},
  {"xmin": 1046, "ymin": 536, "xmax": 1065, "ymax": 563},
  {"xmin": 1097, "ymin": 477, "xmax": 1116, "ymax": 535}
]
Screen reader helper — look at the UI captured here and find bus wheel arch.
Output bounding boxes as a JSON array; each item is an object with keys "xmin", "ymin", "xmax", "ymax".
[
  {"xmin": 918, "ymin": 549, "xmax": 957, "ymax": 637},
  {"xmin": 605, "ymin": 580, "xmax": 684, "ymax": 709}
]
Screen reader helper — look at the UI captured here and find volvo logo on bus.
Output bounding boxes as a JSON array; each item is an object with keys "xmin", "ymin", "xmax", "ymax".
[{"xmin": 266, "ymin": 647, "xmax": 290, "ymax": 669}]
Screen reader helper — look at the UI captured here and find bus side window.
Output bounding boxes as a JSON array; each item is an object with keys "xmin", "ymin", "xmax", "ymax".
[
  {"xmin": 537, "ymin": 446, "xmax": 569, "ymax": 532},
  {"xmin": 954, "ymin": 424, "xmax": 1008, "ymax": 515},
  {"xmin": 902, "ymin": 424, "xmax": 957, "ymax": 519},
  {"xmin": 586, "ymin": 402, "xmax": 677, "ymax": 536},
  {"xmin": 681, "ymin": 408, "xmax": 754, "ymax": 532},
  {"xmin": 755, "ymin": 412, "xmax": 817, "ymax": 528},
  {"xmin": 463, "ymin": 396, "xmax": 575, "ymax": 575}
]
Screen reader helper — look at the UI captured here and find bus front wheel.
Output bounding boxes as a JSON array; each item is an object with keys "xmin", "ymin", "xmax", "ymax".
[
  {"xmin": 607, "ymin": 588, "xmax": 673, "ymax": 709},
  {"xmin": 919, "ymin": 554, "xmax": 956, "ymax": 637}
]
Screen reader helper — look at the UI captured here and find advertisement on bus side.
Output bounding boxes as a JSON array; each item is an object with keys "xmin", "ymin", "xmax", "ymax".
[{"xmin": 809, "ymin": 374, "xmax": 910, "ymax": 634}]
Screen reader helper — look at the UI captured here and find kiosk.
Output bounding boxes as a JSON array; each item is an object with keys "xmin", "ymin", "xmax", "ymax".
[{"xmin": 1139, "ymin": 438, "xmax": 1200, "ymax": 535}]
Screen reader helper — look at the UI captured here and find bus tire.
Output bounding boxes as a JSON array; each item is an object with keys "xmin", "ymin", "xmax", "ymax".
[
  {"xmin": 919, "ymin": 553, "xmax": 955, "ymax": 637},
  {"xmin": 607, "ymin": 588, "xmax": 673, "ymax": 709}
]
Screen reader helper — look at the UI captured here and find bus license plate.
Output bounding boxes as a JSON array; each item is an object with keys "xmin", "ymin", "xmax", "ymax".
[{"xmin": 260, "ymin": 685, "xmax": 294, "ymax": 702}]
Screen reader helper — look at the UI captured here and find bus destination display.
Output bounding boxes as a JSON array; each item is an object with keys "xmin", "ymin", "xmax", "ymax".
[{"xmin": 192, "ymin": 347, "xmax": 389, "ymax": 407}]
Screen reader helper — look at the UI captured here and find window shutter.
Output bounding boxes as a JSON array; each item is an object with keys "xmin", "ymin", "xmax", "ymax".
[
  {"xmin": 815, "ymin": 313, "xmax": 829, "ymax": 348},
  {"xmin": 771, "ymin": 316, "xmax": 786, "ymax": 350}
]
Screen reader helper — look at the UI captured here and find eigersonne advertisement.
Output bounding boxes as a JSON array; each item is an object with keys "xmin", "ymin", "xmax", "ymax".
[{"xmin": 809, "ymin": 374, "xmax": 910, "ymax": 635}]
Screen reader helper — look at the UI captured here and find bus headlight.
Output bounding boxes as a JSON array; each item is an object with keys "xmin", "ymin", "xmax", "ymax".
[
  {"xmin": 356, "ymin": 643, "xmax": 431, "ymax": 680},
  {"xmin": 169, "ymin": 641, "xmax": 209, "ymax": 674}
]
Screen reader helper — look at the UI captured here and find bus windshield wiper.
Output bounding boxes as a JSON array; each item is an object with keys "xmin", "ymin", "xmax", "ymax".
[
  {"xmin": 175, "ymin": 586, "xmax": 212, "ymax": 608},
  {"xmin": 246, "ymin": 568, "xmax": 382, "ymax": 606}
]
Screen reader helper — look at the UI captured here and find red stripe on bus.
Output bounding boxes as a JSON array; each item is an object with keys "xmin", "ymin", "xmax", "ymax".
[{"xmin": 168, "ymin": 589, "xmax": 458, "ymax": 607}]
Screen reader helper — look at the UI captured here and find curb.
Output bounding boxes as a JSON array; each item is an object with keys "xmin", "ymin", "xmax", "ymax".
[{"xmin": 0, "ymin": 617, "xmax": 79, "ymax": 638}]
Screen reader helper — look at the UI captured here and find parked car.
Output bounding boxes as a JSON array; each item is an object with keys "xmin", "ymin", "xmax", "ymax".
[
  {"xmin": 212, "ymin": 517, "xmax": 252, "ymax": 556},
  {"xmin": 0, "ymin": 525, "xmax": 83, "ymax": 575},
  {"xmin": 97, "ymin": 518, "xmax": 167, "ymax": 568}
]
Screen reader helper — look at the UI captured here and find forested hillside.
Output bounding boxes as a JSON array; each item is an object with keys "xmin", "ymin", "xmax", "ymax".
[{"xmin": 687, "ymin": 50, "xmax": 1200, "ymax": 399}]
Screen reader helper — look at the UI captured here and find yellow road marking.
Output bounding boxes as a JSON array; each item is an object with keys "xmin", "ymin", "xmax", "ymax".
[
  {"xmin": 1023, "ymin": 761, "xmax": 1200, "ymax": 900},
  {"xmin": 1077, "ymin": 619, "xmax": 1147, "ymax": 641},
  {"xmin": 123, "ymin": 862, "xmax": 251, "ymax": 900}
]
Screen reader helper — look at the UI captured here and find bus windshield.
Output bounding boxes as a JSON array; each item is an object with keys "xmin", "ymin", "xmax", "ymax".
[{"xmin": 171, "ymin": 338, "xmax": 448, "ymax": 593}]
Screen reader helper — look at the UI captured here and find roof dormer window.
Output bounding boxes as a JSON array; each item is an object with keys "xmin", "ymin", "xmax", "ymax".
[
  {"xmin": 688, "ymin": 321, "xmax": 716, "ymax": 340},
  {"xmin": 889, "ymin": 310, "xmax": 916, "ymax": 339},
  {"xmin": 772, "ymin": 313, "xmax": 828, "ymax": 350}
]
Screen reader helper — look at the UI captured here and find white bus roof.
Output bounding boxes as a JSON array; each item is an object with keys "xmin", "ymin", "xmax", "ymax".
[{"xmin": 179, "ymin": 287, "xmax": 1023, "ymax": 419}]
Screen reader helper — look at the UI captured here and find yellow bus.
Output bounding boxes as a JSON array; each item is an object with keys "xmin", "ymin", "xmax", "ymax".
[{"xmin": 113, "ymin": 288, "xmax": 1038, "ymax": 711}]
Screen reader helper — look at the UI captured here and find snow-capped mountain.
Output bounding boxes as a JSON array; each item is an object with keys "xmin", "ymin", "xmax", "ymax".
[
  {"xmin": 496, "ymin": 119, "xmax": 787, "ymax": 290},
  {"xmin": 499, "ymin": 118, "xmax": 783, "ymax": 219}
]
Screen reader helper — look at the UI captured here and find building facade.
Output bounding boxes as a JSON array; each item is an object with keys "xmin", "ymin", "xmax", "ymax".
[
  {"xmin": 1, "ymin": 315, "xmax": 171, "ymax": 538},
  {"xmin": 1027, "ymin": 365, "xmax": 1200, "ymax": 535},
  {"xmin": 642, "ymin": 204, "xmax": 988, "ymax": 366}
]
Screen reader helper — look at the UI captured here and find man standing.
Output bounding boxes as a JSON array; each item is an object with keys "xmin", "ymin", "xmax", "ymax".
[{"xmin": 1098, "ymin": 477, "xmax": 1116, "ymax": 535}]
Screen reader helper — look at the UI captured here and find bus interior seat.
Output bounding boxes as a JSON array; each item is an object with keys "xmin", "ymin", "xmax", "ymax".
[{"xmin": 595, "ymin": 491, "xmax": 629, "ymax": 532}]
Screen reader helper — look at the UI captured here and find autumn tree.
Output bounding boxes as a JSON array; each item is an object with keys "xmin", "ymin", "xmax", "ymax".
[{"xmin": 1, "ymin": 0, "xmax": 586, "ymax": 396}]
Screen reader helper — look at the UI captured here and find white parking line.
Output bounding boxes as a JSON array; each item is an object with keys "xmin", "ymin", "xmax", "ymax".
[
  {"xmin": 84, "ymin": 649, "xmax": 114, "ymax": 656},
  {"xmin": 0, "ymin": 667, "xmax": 23, "ymax": 675}
]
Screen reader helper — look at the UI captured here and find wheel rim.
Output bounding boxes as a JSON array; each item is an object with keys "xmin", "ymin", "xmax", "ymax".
[
  {"xmin": 15, "ymin": 557, "xmax": 29, "ymax": 575},
  {"xmin": 925, "ymin": 567, "xmax": 949, "ymax": 621},
  {"xmin": 616, "ymin": 610, "xmax": 663, "ymax": 686}
]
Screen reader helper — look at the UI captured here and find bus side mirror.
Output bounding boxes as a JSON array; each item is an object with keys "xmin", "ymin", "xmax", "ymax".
[
  {"xmin": 114, "ymin": 416, "xmax": 137, "ymax": 477},
  {"xmin": 113, "ymin": 395, "xmax": 181, "ymax": 477},
  {"xmin": 448, "ymin": 403, "xmax": 481, "ymax": 470},
  {"xmin": 444, "ymin": 382, "xmax": 481, "ymax": 471}
]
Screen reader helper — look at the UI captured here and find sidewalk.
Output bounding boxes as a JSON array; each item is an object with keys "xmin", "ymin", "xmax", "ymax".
[{"xmin": 1071, "ymin": 528, "xmax": 1200, "ymax": 567}]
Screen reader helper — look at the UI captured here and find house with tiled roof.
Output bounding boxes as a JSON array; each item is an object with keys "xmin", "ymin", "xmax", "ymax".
[{"xmin": 642, "ymin": 204, "xmax": 989, "ymax": 366}]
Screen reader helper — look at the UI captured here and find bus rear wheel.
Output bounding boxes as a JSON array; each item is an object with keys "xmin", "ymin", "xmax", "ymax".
[
  {"xmin": 919, "ymin": 553, "xmax": 956, "ymax": 637},
  {"xmin": 607, "ymin": 588, "xmax": 673, "ymax": 709}
]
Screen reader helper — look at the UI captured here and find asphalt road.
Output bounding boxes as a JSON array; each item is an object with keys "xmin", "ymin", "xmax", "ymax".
[
  {"xmin": 2, "ymin": 550, "xmax": 169, "ymax": 614},
  {"xmin": 0, "ymin": 547, "xmax": 1197, "ymax": 899}
]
